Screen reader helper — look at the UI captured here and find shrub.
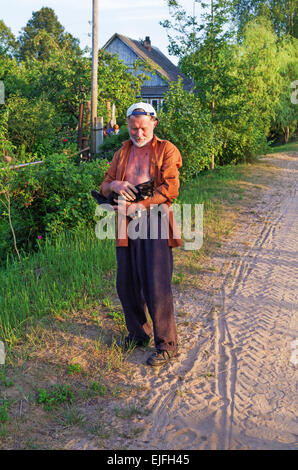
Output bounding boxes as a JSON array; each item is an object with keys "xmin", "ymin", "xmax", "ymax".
[
  {"xmin": 0, "ymin": 153, "xmax": 109, "ymax": 263},
  {"xmin": 157, "ymin": 80, "xmax": 215, "ymax": 182}
]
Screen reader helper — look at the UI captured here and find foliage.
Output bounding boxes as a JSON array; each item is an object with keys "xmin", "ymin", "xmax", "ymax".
[
  {"xmin": 95, "ymin": 126, "xmax": 129, "ymax": 161},
  {"xmin": 0, "ymin": 154, "xmax": 109, "ymax": 263},
  {"xmin": 0, "ymin": 42, "xmax": 147, "ymax": 157},
  {"xmin": 17, "ymin": 7, "xmax": 81, "ymax": 62},
  {"xmin": 269, "ymin": 35, "xmax": 298, "ymax": 143},
  {"xmin": 36, "ymin": 384, "xmax": 74, "ymax": 411},
  {"xmin": 233, "ymin": 0, "xmax": 298, "ymax": 39},
  {"xmin": 157, "ymin": 80, "xmax": 214, "ymax": 181},
  {"xmin": 0, "ymin": 20, "xmax": 17, "ymax": 57},
  {"xmin": 5, "ymin": 92, "xmax": 58, "ymax": 153},
  {"xmin": 161, "ymin": 2, "xmax": 297, "ymax": 166}
]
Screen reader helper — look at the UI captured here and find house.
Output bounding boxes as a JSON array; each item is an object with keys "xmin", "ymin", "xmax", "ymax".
[{"xmin": 102, "ymin": 33, "xmax": 194, "ymax": 110}]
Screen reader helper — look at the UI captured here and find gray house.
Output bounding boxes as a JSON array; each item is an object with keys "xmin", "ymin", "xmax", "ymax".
[{"xmin": 102, "ymin": 33, "xmax": 194, "ymax": 110}]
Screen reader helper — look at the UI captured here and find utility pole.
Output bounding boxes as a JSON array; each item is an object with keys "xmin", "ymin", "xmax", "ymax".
[
  {"xmin": 91, "ymin": 0, "xmax": 98, "ymax": 156},
  {"xmin": 210, "ymin": 0, "xmax": 215, "ymax": 170}
]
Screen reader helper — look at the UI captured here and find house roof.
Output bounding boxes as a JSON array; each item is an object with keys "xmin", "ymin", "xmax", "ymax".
[{"xmin": 102, "ymin": 33, "xmax": 194, "ymax": 92}]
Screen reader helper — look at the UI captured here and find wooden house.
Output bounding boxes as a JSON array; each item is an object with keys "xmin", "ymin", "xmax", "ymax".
[{"xmin": 102, "ymin": 33, "xmax": 194, "ymax": 110}]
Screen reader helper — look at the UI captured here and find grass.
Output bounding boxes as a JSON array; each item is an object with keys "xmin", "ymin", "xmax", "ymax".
[
  {"xmin": 266, "ymin": 141, "xmax": 298, "ymax": 154},
  {"xmin": 0, "ymin": 228, "xmax": 116, "ymax": 344},
  {"xmin": 36, "ymin": 384, "xmax": 74, "ymax": 411}
]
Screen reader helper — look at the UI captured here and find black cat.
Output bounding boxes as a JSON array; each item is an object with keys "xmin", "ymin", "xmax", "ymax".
[{"xmin": 91, "ymin": 179, "xmax": 155, "ymax": 206}]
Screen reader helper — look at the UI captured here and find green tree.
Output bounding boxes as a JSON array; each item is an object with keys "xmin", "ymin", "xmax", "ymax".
[
  {"xmin": 233, "ymin": 0, "xmax": 298, "ymax": 39},
  {"xmin": 161, "ymin": 0, "xmax": 236, "ymax": 168},
  {"xmin": 269, "ymin": 35, "xmax": 298, "ymax": 143},
  {"xmin": 157, "ymin": 79, "xmax": 214, "ymax": 181},
  {"xmin": 17, "ymin": 7, "xmax": 81, "ymax": 62},
  {"xmin": 0, "ymin": 20, "xmax": 18, "ymax": 57}
]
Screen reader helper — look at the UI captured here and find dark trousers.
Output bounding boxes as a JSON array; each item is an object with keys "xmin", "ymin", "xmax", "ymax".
[{"xmin": 116, "ymin": 214, "xmax": 178, "ymax": 351}]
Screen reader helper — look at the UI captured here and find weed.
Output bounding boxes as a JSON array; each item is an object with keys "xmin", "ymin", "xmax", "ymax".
[
  {"xmin": 67, "ymin": 363, "xmax": 83, "ymax": 375},
  {"xmin": 102, "ymin": 297, "xmax": 112, "ymax": 308},
  {"xmin": 0, "ymin": 424, "xmax": 8, "ymax": 438},
  {"xmin": 172, "ymin": 271, "xmax": 185, "ymax": 285},
  {"xmin": 107, "ymin": 310, "xmax": 126, "ymax": 332},
  {"xmin": 90, "ymin": 381, "xmax": 107, "ymax": 397},
  {"xmin": 36, "ymin": 384, "xmax": 74, "ymax": 411},
  {"xmin": 0, "ymin": 399, "xmax": 10, "ymax": 423},
  {"xmin": 60, "ymin": 406, "xmax": 86, "ymax": 427},
  {"xmin": 89, "ymin": 422, "xmax": 111, "ymax": 439},
  {"xmin": 114, "ymin": 405, "xmax": 143, "ymax": 419},
  {"xmin": 0, "ymin": 370, "xmax": 14, "ymax": 388}
]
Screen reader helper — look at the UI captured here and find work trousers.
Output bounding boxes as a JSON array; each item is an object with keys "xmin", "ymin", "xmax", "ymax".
[{"xmin": 116, "ymin": 213, "xmax": 178, "ymax": 351}]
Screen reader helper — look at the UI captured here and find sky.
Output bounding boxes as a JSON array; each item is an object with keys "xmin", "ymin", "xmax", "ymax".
[{"xmin": 0, "ymin": 0, "xmax": 202, "ymax": 66}]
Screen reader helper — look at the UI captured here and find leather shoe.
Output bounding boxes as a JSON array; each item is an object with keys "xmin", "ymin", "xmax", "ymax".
[{"xmin": 146, "ymin": 349, "xmax": 179, "ymax": 367}]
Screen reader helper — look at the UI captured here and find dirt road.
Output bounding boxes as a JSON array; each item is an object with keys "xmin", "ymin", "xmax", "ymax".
[{"xmin": 125, "ymin": 152, "xmax": 298, "ymax": 450}]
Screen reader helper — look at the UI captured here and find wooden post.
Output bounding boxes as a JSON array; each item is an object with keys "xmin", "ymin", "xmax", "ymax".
[
  {"xmin": 95, "ymin": 117, "xmax": 104, "ymax": 151},
  {"xmin": 77, "ymin": 102, "xmax": 84, "ymax": 151},
  {"xmin": 111, "ymin": 104, "xmax": 116, "ymax": 127},
  {"xmin": 91, "ymin": 0, "xmax": 98, "ymax": 156},
  {"xmin": 106, "ymin": 101, "xmax": 111, "ymax": 122}
]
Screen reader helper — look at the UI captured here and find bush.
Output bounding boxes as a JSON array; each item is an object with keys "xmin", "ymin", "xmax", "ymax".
[
  {"xmin": 0, "ymin": 153, "xmax": 109, "ymax": 263},
  {"xmin": 157, "ymin": 80, "xmax": 215, "ymax": 182},
  {"xmin": 95, "ymin": 126, "xmax": 129, "ymax": 161}
]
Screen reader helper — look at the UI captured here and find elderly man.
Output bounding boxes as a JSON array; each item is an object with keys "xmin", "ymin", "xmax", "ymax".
[{"xmin": 99, "ymin": 102, "xmax": 182, "ymax": 366}]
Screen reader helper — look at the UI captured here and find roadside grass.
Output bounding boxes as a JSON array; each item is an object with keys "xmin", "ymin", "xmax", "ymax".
[
  {"xmin": 0, "ymin": 229, "xmax": 116, "ymax": 344},
  {"xmin": 0, "ymin": 154, "xmax": 289, "ymax": 449},
  {"xmin": 265, "ymin": 141, "xmax": 298, "ymax": 153}
]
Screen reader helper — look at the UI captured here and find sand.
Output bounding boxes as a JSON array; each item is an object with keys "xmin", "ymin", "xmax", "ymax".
[{"xmin": 120, "ymin": 152, "xmax": 298, "ymax": 450}]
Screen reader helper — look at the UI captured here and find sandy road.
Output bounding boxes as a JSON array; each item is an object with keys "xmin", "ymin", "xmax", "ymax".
[{"xmin": 127, "ymin": 153, "xmax": 298, "ymax": 450}]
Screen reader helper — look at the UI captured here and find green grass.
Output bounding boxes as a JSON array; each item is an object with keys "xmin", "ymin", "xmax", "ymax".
[
  {"xmin": 266, "ymin": 141, "xmax": 298, "ymax": 154},
  {"xmin": 0, "ymin": 227, "xmax": 116, "ymax": 343},
  {"xmin": 178, "ymin": 163, "xmax": 247, "ymax": 206},
  {"xmin": 36, "ymin": 384, "xmax": 74, "ymax": 411}
]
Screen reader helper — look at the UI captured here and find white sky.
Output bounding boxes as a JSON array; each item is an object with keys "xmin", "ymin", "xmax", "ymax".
[{"xmin": 0, "ymin": 0, "xmax": 202, "ymax": 65}]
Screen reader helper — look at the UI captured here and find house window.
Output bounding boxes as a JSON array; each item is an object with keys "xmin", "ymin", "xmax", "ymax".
[
  {"xmin": 142, "ymin": 98, "xmax": 164, "ymax": 111},
  {"xmin": 151, "ymin": 99, "xmax": 159, "ymax": 110}
]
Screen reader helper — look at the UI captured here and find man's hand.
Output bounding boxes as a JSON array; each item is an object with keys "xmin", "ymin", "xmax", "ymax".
[
  {"xmin": 113, "ymin": 197, "xmax": 132, "ymax": 217},
  {"xmin": 110, "ymin": 180, "xmax": 138, "ymax": 202}
]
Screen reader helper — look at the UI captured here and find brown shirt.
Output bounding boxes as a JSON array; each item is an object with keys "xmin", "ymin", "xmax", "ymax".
[{"xmin": 99, "ymin": 134, "xmax": 183, "ymax": 247}]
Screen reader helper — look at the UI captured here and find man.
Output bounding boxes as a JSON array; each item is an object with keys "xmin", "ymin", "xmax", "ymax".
[{"xmin": 99, "ymin": 102, "xmax": 182, "ymax": 366}]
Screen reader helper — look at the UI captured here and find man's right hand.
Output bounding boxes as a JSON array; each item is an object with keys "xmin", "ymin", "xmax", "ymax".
[{"xmin": 110, "ymin": 180, "xmax": 138, "ymax": 202}]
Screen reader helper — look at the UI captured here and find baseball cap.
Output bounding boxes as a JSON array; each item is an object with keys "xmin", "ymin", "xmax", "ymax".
[{"xmin": 126, "ymin": 102, "xmax": 157, "ymax": 118}]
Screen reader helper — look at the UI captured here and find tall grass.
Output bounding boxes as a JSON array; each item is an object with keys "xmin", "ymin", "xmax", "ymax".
[{"xmin": 0, "ymin": 228, "xmax": 115, "ymax": 343}]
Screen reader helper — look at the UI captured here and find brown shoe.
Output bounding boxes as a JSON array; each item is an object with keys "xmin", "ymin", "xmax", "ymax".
[{"xmin": 146, "ymin": 349, "xmax": 178, "ymax": 367}]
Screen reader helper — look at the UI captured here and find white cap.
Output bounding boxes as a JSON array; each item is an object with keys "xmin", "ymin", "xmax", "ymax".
[{"xmin": 126, "ymin": 102, "xmax": 157, "ymax": 118}]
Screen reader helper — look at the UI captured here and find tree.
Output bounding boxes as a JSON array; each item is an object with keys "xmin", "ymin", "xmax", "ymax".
[
  {"xmin": 269, "ymin": 35, "xmax": 298, "ymax": 143},
  {"xmin": 157, "ymin": 79, "xmax": 214, "ymax": 181},
  {"xmin": 233, "ymin": 0, "xmax": 298, "ymax": 39},
  {"xmin": 17, "ymin": 7, "xmax": 81, "ymax": 62},
  {"xmin": 161, "ymin": 0, "xmax": 236, "ymax": 168},
  {"xmin": 0, "ymin": 20, "xmax": 18, "ymax": 57}
]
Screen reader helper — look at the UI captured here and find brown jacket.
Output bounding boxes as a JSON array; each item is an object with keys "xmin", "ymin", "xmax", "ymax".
[{"xmin": 99, "ymin": 134, "xmax": 183, "ymax": 247}]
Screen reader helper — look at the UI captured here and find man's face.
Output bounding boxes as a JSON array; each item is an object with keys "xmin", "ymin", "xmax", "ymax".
[{"xmin": 127, "ymin": 115, "xmax": 157, "ymax": 147}]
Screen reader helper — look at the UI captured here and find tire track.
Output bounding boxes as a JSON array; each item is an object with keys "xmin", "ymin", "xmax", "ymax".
[
  {"xmin": 127, "ymin": 153, "xmax": 298, "ymax": 450},
  {"xmin": 211, "ymin": 154, "xmax": 298, "ymax": 449}
]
